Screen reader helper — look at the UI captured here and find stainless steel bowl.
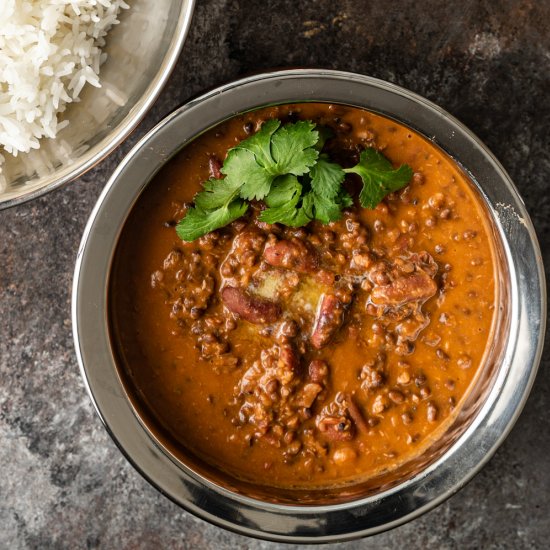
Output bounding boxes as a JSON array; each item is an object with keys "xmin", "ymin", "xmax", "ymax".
[
  {"xmin": 0, "ymin": 0, "xmax": 195, "ymax": 209},
  {"xmin": 72, "ymin": 69, "xmax": 546, "ymax": 542}
]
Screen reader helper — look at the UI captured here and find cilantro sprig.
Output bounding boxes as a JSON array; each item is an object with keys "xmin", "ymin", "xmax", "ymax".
[
  {"xmin": 344, "ymin": 149, "xmax": 413, "ymax": 209},
  {"xmin": 176, "ymin": 119, "xmax": 413, "ymax": 241}
]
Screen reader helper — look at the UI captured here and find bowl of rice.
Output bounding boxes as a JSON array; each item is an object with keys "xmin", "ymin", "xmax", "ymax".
[{"xmin": 0, "ymin": 0, "xmax": 195, "ymax": 208}]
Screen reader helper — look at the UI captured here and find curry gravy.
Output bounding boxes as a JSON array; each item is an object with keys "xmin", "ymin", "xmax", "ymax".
[{"xmin": 110, "ymin": 103, "xmax": 497, "ymax": 492}]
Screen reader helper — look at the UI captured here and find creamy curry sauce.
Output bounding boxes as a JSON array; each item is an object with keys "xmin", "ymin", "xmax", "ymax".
[{"xmin": 110, "ymin": 103, "xmax": 497, "ymax": 491}]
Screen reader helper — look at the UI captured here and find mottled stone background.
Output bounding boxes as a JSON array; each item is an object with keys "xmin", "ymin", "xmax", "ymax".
[{"xmin": 1, "ymin": 1, "xmax": 549, "ymax": 548}]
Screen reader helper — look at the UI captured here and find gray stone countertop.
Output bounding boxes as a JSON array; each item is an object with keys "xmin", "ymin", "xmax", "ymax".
[{"xmin": 1, "ymin": 1, "xmax": 549, "ymax": 548}]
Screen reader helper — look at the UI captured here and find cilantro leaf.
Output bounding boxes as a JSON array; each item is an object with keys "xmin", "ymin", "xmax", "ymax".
[
  {"xmin": 259, "ymin": 175, "xmax": 312, "ymax": 226},
  {"xmin": 222, "ymin": 119, "xmax": 319, "ymax": 201},
  {"xmin": 338, "ymin": 188, "xmax": 354, "ymax": 208},
  {"xmin": 344, "ymin": 148, "xmax": 413, "ymax": 209},
  {"xmin": 259, "ymin": 162, "xmax": 351, "ymax": 227},
  {"xmin": 233, "ymin": 119, "xmax": 280, "ymax": 168},
  {"xmin": 287, "ymin": 205, "xmax": 313, "ymax": 227},
  {"xmin": 264, "ymin": 174, "xmax": 301, "ymax": 208},
  {"xmin": 307, "ymin": 155, "xmax": 350, "ymax": 223},
  {"xmin": 223, "ymin": 147, "xmax": 274, "ymax": 201},
  {"xmin": 301, "ymin": 192, "xmax": 315, "ymax": 217},
  {"xmin": 194, "ymin": 177, "xmax": 241, "ymax": 210},
  {"xmin": 270, "ymin": 121, "xmax": 319, "ymax": 175},
  {"xmin": 176, "ymin": 200, "xmax": 248, "ymax": 242},
  {"xmin": 310, "ymin": 154, "xmax": 345, "ymax": 199},
  {"xmin": 310, "ymin": 192, "xmax": 346, "ymax": 223}
]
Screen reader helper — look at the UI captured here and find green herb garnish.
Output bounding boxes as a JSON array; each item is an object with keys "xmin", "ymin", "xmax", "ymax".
[
  {"xmin": 176, "ymin": 119, "xmax": 413, "ymax": 241},
  {"xmin": 344, "ymin": 148, "xmax": 413, "ymax": 209}
]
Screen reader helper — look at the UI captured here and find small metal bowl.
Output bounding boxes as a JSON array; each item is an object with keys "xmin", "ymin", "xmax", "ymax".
[
  {"xmin": 72, "ymin": 70, "xmax": 546, "ymax": 542},
  {"xmin": 0, "ymin": 0, "xmax": 195, "ymax": 209}
]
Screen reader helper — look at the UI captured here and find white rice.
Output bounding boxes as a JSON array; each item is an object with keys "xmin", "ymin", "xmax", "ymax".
[{"xmin": 0, "ymin": 0, "xmax": 129, "ymax": 183}]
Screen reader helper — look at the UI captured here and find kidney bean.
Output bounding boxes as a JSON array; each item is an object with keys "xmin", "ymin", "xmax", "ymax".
[
  {"xmin": 311, "ymin": 294, "xmax": 346, "ymax": 349},
  {"xmin": 208, "ymin": 155, "xmax": 223, "ymax": 179},
  {"xmin": 263, "ymin": 239, "xmax": 319, "ymax": 273},
  {"xmin": 221, "ymin": 286, "xmax": 280, "ymax": 324},
  {"xmin": 308, "ymin": 360, "xmax": 329, "ymax": 384},
  {"xmin": 371, "ymin": 271, "xmax": 437, "ymax": 308}
]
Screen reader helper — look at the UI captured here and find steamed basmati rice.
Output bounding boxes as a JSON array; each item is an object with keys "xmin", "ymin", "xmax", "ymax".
[{"xmin": 0, "ymin": 0, "xmax": 129, "ymax": 180}]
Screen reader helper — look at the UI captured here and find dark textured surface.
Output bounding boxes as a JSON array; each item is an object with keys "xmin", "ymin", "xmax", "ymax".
[{"xmin": 1, "ymin": 1, "xmax": 549, "ymax": 548}]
